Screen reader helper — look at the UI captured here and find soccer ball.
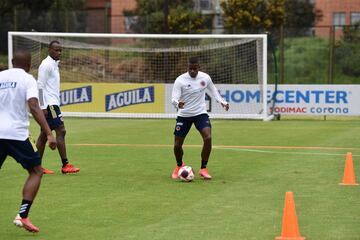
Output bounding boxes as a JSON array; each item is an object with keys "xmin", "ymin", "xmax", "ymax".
[{"xmin": 178, "ymin": 166, "xmax": 195, "ymax": 182}]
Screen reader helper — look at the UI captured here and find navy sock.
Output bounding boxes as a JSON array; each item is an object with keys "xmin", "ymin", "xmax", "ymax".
[
  {"xmin": 176, "ymin": 159, "xmax": 183, "ymax": 167},
  {"xmin": 19, "ymin": 199, "xmax": 33, "ymax": 218},
  {"xmin": 201, "ymin": 160, "xmax": 208, "ymax": 169},
  {"xmin": 61, "ymin": 158, "xmax": 69, "ymax": 167}
]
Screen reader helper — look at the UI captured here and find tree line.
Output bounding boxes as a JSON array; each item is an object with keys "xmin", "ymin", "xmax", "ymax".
[{"xmin": 1, "ymin": 0, "xmax": 321, "ymax": 53}]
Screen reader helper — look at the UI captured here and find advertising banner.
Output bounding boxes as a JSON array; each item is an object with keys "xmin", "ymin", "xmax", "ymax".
[
  {"xmin": 268, "ymin": 85, "xmax": 359, "ymax": 115},
  {"xmin": 59, "ymin": 83, "xmax": 359, "ymax": 116},
  {"xmin": 165, "ymin": 84, "xmax": 360, "ymax": 116},
  {"xmin": 60, "ymin": 83, "xmax": 165, "ymax": 113}
]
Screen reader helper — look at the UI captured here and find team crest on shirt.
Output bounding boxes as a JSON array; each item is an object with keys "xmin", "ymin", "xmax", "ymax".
[{"xmin": 200, "ymin": 81, "xmax": 205, "ymax": 87}]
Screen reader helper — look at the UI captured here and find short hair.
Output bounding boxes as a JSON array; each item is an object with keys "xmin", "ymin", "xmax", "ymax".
[
  {"xmin": 12, "ymin": 49, "xmax": 31, "ymax": 70},
  {"xmin": 188, "ymin": 57, "xmax": 199, "ymax": 65},
  {"xmin": 49, "ymin": 40, "xmax": 60, "ymax": 48}
]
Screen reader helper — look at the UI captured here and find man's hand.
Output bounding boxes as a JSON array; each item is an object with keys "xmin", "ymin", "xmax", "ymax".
[
  {"xmin": 47, "ymin": 135, "xmax": 57, "ymax": 150},
  {"xmin": 221, "ymin": 103, "xmax": 229, "ymax": 111},
  {"xmin": 178, "ymin": 101, "xmax": 185, "ymax": 109}
]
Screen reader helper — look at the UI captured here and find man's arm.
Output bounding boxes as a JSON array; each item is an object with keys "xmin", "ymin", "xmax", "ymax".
[
  {"xmin": 207, "ymin": 80, "xmax": 229, "ymax": 111},
  {"xmin": 171, "ymin": 79, "xmax": 185, "ymax": 109},
  {"xmin": 37, "ymin": 64, "xmax": 48, "ymax": 110},
  {"xmin": 28, "ymin": 98, "xmax": 56, "ymax": 150}
]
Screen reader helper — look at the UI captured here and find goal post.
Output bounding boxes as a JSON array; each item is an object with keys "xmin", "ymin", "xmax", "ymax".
[{"xmin": 8, "ymin": 31, "xmax": 273, "ymax": 120}]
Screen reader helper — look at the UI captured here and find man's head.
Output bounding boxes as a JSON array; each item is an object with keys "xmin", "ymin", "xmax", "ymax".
[
  {"xmin": 188, "ymin": 57, "xmax": 200, "ymax": 78},
  {"xmin": 48, "ymin": 40, "xmax": 62, "ymax": 61},
  {"xmin": 12, "ymin": 49, "xmax": 31, "ymax": 72}
]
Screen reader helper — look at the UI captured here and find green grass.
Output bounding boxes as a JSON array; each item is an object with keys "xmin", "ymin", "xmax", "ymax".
[
  {"xmin": 0, "ymin": 54, "xmax": 7, "ymax": 67},
  {"xmin": 1, "ymin": 118, "xmax": 360, "ymax": 239}
]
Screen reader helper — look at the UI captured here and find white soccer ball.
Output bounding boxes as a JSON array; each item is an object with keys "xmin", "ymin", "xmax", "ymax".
[{"xmin": 178, "ymin": 166, "xmax": 195, "ymax": 182}]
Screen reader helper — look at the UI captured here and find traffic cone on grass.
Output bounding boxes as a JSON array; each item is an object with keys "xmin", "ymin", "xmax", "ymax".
[
  {"xmin": 276, "ymin": 191, "xmax": 305, "ymax": 240},
  {"xmin": 339, "ymin": 152, "xmax": 359, "ymax": 186}
]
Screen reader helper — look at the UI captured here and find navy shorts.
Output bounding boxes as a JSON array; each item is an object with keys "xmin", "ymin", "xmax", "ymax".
[
  {"xmin": 0, "ymin": 138, "xmax": 41, "ymax": 170},
  {"xmin": 174, "ymin": 113, "xmax": 211, "ymax": 137},
  {"xmin": 46, "ymin": 105, "xmax": 64, "ymax": 130}
]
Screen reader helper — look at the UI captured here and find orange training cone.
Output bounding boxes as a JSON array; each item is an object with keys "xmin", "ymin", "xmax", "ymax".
[
  {"xmin": 340, "ymin": 152, "xmax": 359, "ymax": 186},
  {"xmin": 276, "ymin": 191, "xmax": 305, "ymax": 240}
]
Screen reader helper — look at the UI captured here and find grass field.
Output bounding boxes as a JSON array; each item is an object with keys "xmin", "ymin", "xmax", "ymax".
[{"xmin": 1, "ymin": 118, "xmax": 360, "ymax": 239}]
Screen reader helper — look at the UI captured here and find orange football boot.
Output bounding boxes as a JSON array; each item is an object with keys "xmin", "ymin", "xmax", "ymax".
[
  {"xmin": 13, "ymin": 214, "xmax": 40, "ymax": 233},
  {"xmin": 42, "ymin": 167, "xmax": 55, "ymax": 174},
  {"xmin": 199, "ymin": 168, "xmax": 212, "ymax": 180},
  {"xmin": 171, "ymin": 162, "xmax": 184, "ymax": 179},
  {"xmin": 61, "ymin": 163, "xmax": 80, "ymax": 174}
]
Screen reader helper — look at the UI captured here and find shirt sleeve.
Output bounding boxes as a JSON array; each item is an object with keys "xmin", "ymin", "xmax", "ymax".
[
  {"xmin": 26, "ymin": 75, "xmax": 39, "ymax": 101},
  {"xmin": 171, "ymin": 78, "xmax": 182, "ymax": 108},
  {"xmin": 207, "ymin": 77, "xmax": 228, "ymax": 105},
  {"xmin": 37, "ymin": 63, "xmax": 48, "ymax": 108}
]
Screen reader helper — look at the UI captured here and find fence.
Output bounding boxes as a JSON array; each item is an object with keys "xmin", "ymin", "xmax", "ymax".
[{"xmin": 1, "ymin": 9, "xmax": 359, "ymax": 85}]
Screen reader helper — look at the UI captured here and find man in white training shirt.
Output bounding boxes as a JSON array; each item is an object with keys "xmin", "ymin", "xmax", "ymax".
[
  {"xmin": 0, "ymin": 50, "xmax": 56, "ymax": 233},
  {"xmin": 171, "ymin": 57, "xmax": 229, "ymax": 180},
  {"xmin": 36, "ymin": 40, "xmax": 80, "ymax": 174}
]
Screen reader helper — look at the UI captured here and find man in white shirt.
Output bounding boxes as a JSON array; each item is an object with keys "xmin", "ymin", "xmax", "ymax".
[
  {"xmin": 171, "ymin": 57, "xmax": 229, "ymax": 180},
  {"xmin": 0, "ymin": 50, "xmax": 56, "ymax": 233},
  {"xmin": 36, "ymin": 40, "xmax": 80, "ymax": 174}
]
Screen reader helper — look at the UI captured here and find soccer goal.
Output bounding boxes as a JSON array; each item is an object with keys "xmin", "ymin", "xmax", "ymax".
[{"xmin": 8, "ymin": 32, "xmax": 273, "ymax": 120}]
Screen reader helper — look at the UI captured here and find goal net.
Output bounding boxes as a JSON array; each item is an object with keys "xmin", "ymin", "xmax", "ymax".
[{"xmin": 8, "ymin": 32, "xmax": 272, "ymax": 120}]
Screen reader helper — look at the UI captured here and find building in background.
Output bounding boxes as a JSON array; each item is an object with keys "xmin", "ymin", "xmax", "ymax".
[
  {"xmin": 85, "ymin": 0, "xmax": 360, "ymax": 36},
  {"xmin": 85, "ymin": 0, "xmax": 223, "ymax": 33},
  {"xmin": 193, "ymin": 0, "xmax": 223, "ymax": 33},
  {"xmin": 85, "ymin": 0, "xmax": 136, "ymax": 33},
  {"xmin": 314, "ymin": 0, "xmax": 360, "ymax": 37},
  {"xmin": 85, "ymin": 0, "xmax": 110, "ymax": 33}
]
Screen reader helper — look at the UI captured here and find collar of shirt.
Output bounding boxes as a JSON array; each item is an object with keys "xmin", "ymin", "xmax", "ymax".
[{"xmin": 46, "ymin": 55, "xmax": 60, "ymax": 67}]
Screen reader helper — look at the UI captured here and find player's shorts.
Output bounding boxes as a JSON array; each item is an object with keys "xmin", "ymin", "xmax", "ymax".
[
  {"xmin": 0, "ymin": 138, "xmax": 41, "ymax": 170},
  {"xmin": 174, "ymin": 113, "xmax": 211, "ymax": 137},
  {"xmin": 46, "ymin": 105, "xmax": 64, "ymax": 130}
]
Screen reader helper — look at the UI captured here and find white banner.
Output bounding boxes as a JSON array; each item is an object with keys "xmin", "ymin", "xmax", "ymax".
[
  {"xmin": 165, "ymin": 84, "xmax": 360, "ymax": 116},
  {"xmin": 268, "ymin": 85, "xmax": 359, "ymax": 115}
]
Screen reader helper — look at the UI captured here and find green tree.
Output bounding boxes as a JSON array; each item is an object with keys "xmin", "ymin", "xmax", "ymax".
[
  {"xmin": 0, "ymin": 0, "xmax": 85, "ymax": 54},
  {"xmin": 0, "ymin": 0, "xmax": 53, "ymax": 53},
  {"xmin": 284, "ymin": 0, "xmax": 322, "ymax": 27},
  {"xmin": 336, "ymin": 23, "xmax": 360, "ymax": 79},
  {"xmin": 220, "ymin": 0, "xmax": 285, "ymax": 33},
  {"xmin": 284, "ymin": 0, "xmax": 323, "ymax": 36},
  {"xmin": 0, "ymin": 0, "xmax": 53, "ymax": 13},
  {"xmin": 124, "ymin": 0, "xmax": 211, "ymax": 34},
  {"xmin": 220, "ymin": 0, "xmax": 321, "ymax": 34},
  {"xmin": 123, "ymin": 0, "xmax": 212, "ymax": 84}
]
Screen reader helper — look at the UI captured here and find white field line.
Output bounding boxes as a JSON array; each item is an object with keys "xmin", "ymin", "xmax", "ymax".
[
  {"xmin": 70, "ymin": 143, "xmax": 360, "ymax": 157},
  {"xmin": 70, "ymin": 143, "xmax": 360, "ymax": 150},
  {"xmin": 215, "ymin": 147, "xmax": 360, "ymax": 157}
]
